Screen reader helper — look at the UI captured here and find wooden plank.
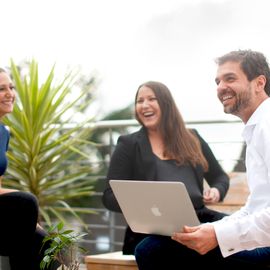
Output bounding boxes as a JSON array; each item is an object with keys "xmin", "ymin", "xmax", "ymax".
[{"xmin": 85, "ymin": 251, "xmax": 138, "ymax": 270}]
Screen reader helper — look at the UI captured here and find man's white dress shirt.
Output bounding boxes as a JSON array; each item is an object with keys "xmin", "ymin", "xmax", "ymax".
[{"xmin": 214, "ymin": 98, "xmax": 270, "ymax": 257}]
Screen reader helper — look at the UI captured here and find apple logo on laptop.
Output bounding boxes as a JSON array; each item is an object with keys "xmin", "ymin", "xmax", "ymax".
[{"xmin": 151, "ymin": 205, "xmax": 162, "ymax": 216}]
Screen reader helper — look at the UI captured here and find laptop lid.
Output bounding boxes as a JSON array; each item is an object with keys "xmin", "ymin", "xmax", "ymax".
[{"xmin": 109, "ymin": 180, "xmax": 200, "ymax": 236}]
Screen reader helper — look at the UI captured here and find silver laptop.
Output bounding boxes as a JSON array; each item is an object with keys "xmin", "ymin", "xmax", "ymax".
[{"xmin": 109, "ymin": 180, "xmax": 200, "ymax": 236}]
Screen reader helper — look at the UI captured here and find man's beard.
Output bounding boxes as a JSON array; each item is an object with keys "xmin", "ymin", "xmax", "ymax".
[{"xmin": 224, "ymin": 85, "xmax": 252, "ymax": 115}]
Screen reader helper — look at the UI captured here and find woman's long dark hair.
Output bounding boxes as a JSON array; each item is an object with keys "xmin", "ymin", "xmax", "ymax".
[{"xmin": 135, "ymin": 81, "xmax": 208, "ymax": 171}]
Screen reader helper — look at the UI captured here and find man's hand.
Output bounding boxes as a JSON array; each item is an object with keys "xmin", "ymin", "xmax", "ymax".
[{"xmin": 171, "ymin": 223, "xmax": 218, "ymax": 254}]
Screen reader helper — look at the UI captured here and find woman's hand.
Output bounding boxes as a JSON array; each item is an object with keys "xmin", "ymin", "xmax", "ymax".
[
  {"xmin": 203, "ymin": 187, "xmax": 220, "ymax": 203},
  {"xmin": 0, "ymin": 177, "xmax": 18, "ymax": 194},
  {"xmin": 0, "ymin": 188, "xmax": 18, "ymax": 194}
]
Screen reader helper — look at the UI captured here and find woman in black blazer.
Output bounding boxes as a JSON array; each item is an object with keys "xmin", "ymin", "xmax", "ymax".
[{"xmin": 102, "ymin": 81, "xmax": 229, "ymax": 255}]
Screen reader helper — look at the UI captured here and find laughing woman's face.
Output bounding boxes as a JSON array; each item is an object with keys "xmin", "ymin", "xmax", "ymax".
[{"xmin": 135, "ymin": 86, "xmax": 161, "ymax": 131}]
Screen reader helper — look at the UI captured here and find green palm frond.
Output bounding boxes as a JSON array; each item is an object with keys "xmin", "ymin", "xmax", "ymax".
[{"xmin": 3, "ymin": 59, "xmax": 97, "ymax": 225}]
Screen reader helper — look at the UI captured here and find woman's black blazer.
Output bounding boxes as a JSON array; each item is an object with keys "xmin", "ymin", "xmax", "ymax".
[{"xmin": 102, "ymin": 127, "xmax": 229, "ymax": 212}]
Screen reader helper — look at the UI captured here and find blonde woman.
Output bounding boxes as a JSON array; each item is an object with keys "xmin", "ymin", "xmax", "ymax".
[{"xmin": 0, "ymin": 68, "xmax": 59, "ymax": 270}]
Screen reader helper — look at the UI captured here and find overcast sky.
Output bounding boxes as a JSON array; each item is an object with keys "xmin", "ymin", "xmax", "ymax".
[{"xmin": 1, "ymin": 0, "xmax": 270, "ymax": 121}]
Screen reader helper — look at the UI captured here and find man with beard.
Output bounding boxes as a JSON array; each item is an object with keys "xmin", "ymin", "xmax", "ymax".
[{"xmin": 135, "ymin": 50, "xmax": 270, "ymax": 269}]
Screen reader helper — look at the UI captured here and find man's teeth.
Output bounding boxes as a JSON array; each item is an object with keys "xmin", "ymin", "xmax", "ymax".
[{"xmin": 222, "ymin": 95, "xmax": 232, "ymax": 101}]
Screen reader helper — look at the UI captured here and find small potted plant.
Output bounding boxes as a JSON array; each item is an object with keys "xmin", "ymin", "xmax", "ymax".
[{"xmin": 40, "ymin": 222, "xmax": 88, "ymax": 270}]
